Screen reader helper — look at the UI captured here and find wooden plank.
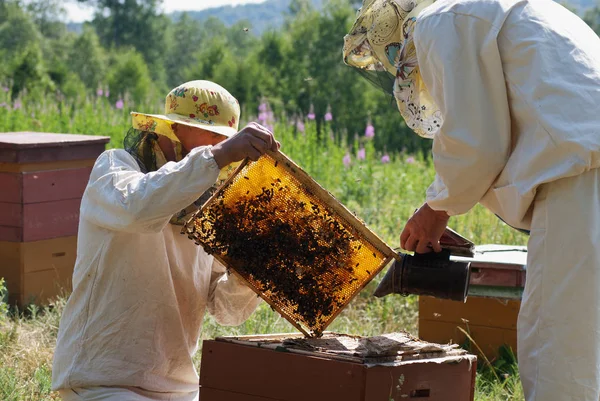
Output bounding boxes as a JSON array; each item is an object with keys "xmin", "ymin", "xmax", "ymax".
[
  {"xmin": 0, "ymin": 241, "xmax": 22, "ymax": 301},
  {"xmin": 0, "ymin": 226, "xmax": 23, "ymax": 242},
  {"xmin": 0, "ymin": 158, "xmax": 97, "ymax": 173},
  {"xmin": 200, "ymin": 388, "xmax": 282, "ymax": 401},
  {"xmin": 22, "ymin": 199, "xmax": 81, "ymax": 242},
  {"xmin": 0, "ymin": 203, "xmax": 22, "ymax": 227},
  {"xmin": 454, "ymin": 245, "xmax": 527, "ymax": 269},
  {"xmin": 0, "ymin": 132, "xmax": 109, "ymax": 148},
  {"xmin": 0, "ymin": 132, "xmax": 110, "ymax": 163},
  {"xmin": 22, "ymin": 167, "xmax": 91, "ymax": 203},
  {"xmin": 21, "ymin": 236, "xmax": 77, "ymax": 274},
  {"xmin": 468, "ymin": 286, "xmax": 524, "ymax": 300},
  {"xmin": 200, "ymin": 340, "xmax": 364, "ymax": 401},
  {"xmin": 470, "ymin": 267, "xmax": 521, "ymax": 287},
  {"xmin": 364, "ymin": 356, "xmax": 477, "ymax": 401},
  {"xmin": 0, "ymin": 131, "xmax": 110, "ymax": 149},
  {"xmin": 22, "ymin": 266, "xmax": 73, "ymax": 305},
  {"xmin": 419, "ymin": 296, "xmax": 520, "ymax": 330},
  {"xmin": 0, "ymin": 172, "xmax": 21, "ymax": 203},
  {"xmin": 419, "ymin": 319, "xmax": 517, "ymax": 362},
  {"xmin": 8, "ymin": 143, "xmax": 108, "ymax": 164}
]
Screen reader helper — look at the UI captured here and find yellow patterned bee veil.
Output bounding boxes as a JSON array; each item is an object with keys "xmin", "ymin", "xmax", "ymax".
[
  {"xmin": 124, "ymin": 80, "xmax": 242, "ymax": 225},
  {"xmin": 343, "ymin": 0, "xmax": 442, "ymax": 139}
]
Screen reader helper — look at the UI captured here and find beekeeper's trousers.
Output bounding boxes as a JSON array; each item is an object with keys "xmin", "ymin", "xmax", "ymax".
[
  {"xmin": 518, "ymin": 167, "xmax": 600, "ymax": 401},
  {"xmin": 59, "ymin": 387, "xmax": 198, "ymax": 401}
]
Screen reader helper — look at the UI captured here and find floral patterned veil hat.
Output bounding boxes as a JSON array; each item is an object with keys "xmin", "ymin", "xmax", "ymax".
[
  {"xmin": 343, "ymin": 0, "xmax": 442, "ymax": 138},
  {"xmin": 125, "ymin": 80, "xmax": 242, "ymax": 225}
]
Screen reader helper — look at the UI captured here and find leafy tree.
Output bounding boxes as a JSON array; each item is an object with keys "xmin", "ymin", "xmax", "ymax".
[
  {"xmin": 78, "ymin": 0, "xmax": 170, "ymax": 85},
  {"xmin": 164, "ymin": 12, "xmax": 205, "ymax": 88},
  {"xmin": 25, "ymin": 0, "xmax": 68, "ymax": 39},
  {"xmin": 69, "ymin": 26, "xmax": 108, "ymax": 90},
  {"xmin": 0, "ymin": 1, "xmax": 49, "ymax": 95},
  {"xmin": 584, "ymin": 2, "xmax": 600, "ymax": 35},
  {"xmin": 106, "ymin": 48, "xmax": 153, "ymax": 104}
]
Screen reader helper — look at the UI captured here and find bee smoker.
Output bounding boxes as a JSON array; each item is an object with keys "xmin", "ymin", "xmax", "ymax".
[{"xmin": 373, "ymin": 249, "xmax": 471, "ymax": 302}]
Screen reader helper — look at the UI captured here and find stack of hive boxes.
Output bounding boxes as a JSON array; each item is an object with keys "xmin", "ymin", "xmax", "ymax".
[
  {"xmin": 0, "ymin": 132, "xmax": 110, "ymax": 306},
  {"xmin": 419, "ymin": 245, "xmax": 527, "ymax": 360}
]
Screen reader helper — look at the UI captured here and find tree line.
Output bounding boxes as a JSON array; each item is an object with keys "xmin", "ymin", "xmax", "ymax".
[{"xmin": 1, "ymin": 0, "xmax": 599, "ymax": 154}]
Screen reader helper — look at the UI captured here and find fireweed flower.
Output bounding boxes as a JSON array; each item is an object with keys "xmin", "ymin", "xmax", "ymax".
[
  {"xmin": 13, "ymin": 99, "xmax": 22, "ymax": 110},
  {"xmin": 381, "ymin": 154, "xmax": 390, "ymax": 164},
  {"xmin": 97, "ymin": 88, "xmax": 103, "ymax": 97},
  {"xmin": 307, "ymin": 104, "xmax": 315, "ymax": 120},
  {"xmin": 324, "ymin": 105, "xmax": 332, "ymax": 122},
  {"xmin": 365, "ymin": 121, "xmax": 375, "ymax": 138},
  {"xmin": 343, "ymin": 153, "xmax": 351, "ymax": 167},
  {"xmin": 357, "ymin": 147, "xmax": 366, "ymax": 160},
  {"xmin": 406, "ymin": 156, "xmax": 416, "ymax": 164},
  {"xmin": 115, "ymin": 99, "xmax": 124, "ymax": 110},
  {"xmin": 296, "ymin": 119, "xmax": 305, "ymax": 133}
]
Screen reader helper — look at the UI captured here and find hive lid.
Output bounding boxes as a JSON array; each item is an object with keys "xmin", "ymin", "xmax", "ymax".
[
  {"xmin": 215, "ymin": 332, "xmax": 470, "ymax": 365},
  {"xmin": 184, "ymin": 150, "xmax": 398, "ymax": 337},
  {"xmin": 0, "ymin": 132, "xmax": 110, "ymax": 163},
  {"xmin": 0, "ymin": 132, "xmax": 110, "ymax": 148},
  {"xmin": 454, "ymin": 245, "xmax": 527, "ymax": 270}
]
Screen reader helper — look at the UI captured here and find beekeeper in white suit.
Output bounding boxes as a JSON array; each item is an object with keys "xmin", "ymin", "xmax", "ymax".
[
  {"xmin": 344, "ymin": 0, "xmax": 600, "ymax": 399},
  {"xmin": 52, "ymin": 80, "xmax": 279, "ymax": 401}
]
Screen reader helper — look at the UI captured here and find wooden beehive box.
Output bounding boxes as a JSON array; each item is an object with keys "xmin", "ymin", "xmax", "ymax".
[
  {"xmin": 418, "ymin": 245, "xmax": 527, "ymax": 361},
  {"xmin": 0, "ymin": 132, "xmax": 110, "ymax": 306},
  {"xmin": 200, "ymin": 332, "xmax": 477, "ymax": 401}
]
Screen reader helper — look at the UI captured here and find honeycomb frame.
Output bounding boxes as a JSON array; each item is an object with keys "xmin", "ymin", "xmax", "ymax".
[{"xmin": 183, "ymin": 150, "xmax": 397, "ymax": 337}]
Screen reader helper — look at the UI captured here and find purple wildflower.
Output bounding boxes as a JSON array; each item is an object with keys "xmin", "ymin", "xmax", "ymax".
[
  {"xmin": 307, "ymin": 104, "xmax": 315, "ymax": 120},
  {"xmin": 357, "ymin": 147, "xmax": 366, "ymax": 160},
  {"xmin": 105, "ymin": 89, "xmax": 110, "ymax": 98},
  {"xmin": 0, "ymin": 102, "xmax": 8, "ymax": 109},
  {"xmin": 296, "ymin": 119, "xmax": 305, "ymax": 133},
  {"xmin": 258, "ymin": 101, "xmax": 268, "ymax": 113},
  {"xmin": 324, "ymin": 105, "xmax": 333, "ymax": 121},
  {"xmin": 13, "ymin": 99, "xmax": 22, "ymax": 110},
  {"xmin": 406, "ymin": 156, "xmax": 416, "ymax": 164},
  {"xmin": 365, "ymin": 121, "xmax": 375, "ymax": 138},
  {"xmin": 343, "ymin": 153, "xmax": 351, "ymax": 167},
  {"xmin": 381, "ymin": 154, "xmax": 391, "ymax": 164},
  {"xmin": 115, "ymin": 99, "xmax": 124, "ymax": 110},
  {"xmin": 97, "ymin": 88, "xmax": 103, "ymax": 97},
  {"xmin": 2, "ymin": 86, "xmax": 9, "ymax": 93}
]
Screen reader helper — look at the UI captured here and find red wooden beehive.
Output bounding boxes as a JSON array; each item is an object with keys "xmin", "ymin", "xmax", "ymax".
[
  {"xmin": 419, "ymin": 245, "xmax": 527, "ymax": 361},
  {"xmin": 200, "ymin": 332, "xmax": 477, "ymax": 401},
  {"xmin": 0, "ymin": 132, "xmax": 110, "ymax": 306}
]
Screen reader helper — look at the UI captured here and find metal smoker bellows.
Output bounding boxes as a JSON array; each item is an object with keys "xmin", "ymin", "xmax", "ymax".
[
  {"xmin": 183, "ymin": 150, "xmax": 397, "ymax": 337},
  {"xmin": 373, "ymin": 249, "xmax": 471, "ymax": 301}
]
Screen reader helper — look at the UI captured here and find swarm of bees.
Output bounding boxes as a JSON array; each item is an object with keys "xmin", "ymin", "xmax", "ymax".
[{"xmin": 184, "ymin": 153, "xmax": 390, "ymax": 336}]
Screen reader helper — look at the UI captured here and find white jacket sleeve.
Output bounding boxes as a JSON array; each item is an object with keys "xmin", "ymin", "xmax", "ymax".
[
  {"xmin": 414, "ymin": 12, "xmax": 511, "ymax": 216},
  {"xmin": 207, "ymin": 258, "xmax": 262, "ymax": 326},
  {"xmin": 81, "ymin": 147, "xmax": 220, "ymax": 233}
]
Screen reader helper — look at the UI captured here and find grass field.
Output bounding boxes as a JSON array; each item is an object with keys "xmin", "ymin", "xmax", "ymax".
[{"xmin": 0, "ymin": 93, "xmax": 527, "ymax": 400}]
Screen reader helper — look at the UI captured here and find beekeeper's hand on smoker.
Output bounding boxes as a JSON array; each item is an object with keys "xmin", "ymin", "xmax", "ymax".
[
  {"xmin": 400, "ymin": 203, "xmax": 449, "ymax": 254},
  {"xmin": 212, "ymin": 122, "xmax": 280, "ymax": 168}
]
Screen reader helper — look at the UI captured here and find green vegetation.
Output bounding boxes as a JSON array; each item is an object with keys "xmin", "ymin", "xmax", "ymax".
[
  {"xmin": 3, "ymin": 0, "xmax": 589, "ymax": 399},
  {"xmin": 0, "ymin": 91, "xmax": 526, "ymax": 400}
]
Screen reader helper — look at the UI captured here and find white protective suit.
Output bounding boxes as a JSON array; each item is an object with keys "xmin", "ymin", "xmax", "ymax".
[
  {"xmin": 414, "ymin": 0, "xmax": 600, "ymax": 400},
  {"xmin": 52, "ymin": 146, "xmax": 261, "ymax": 400}
]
